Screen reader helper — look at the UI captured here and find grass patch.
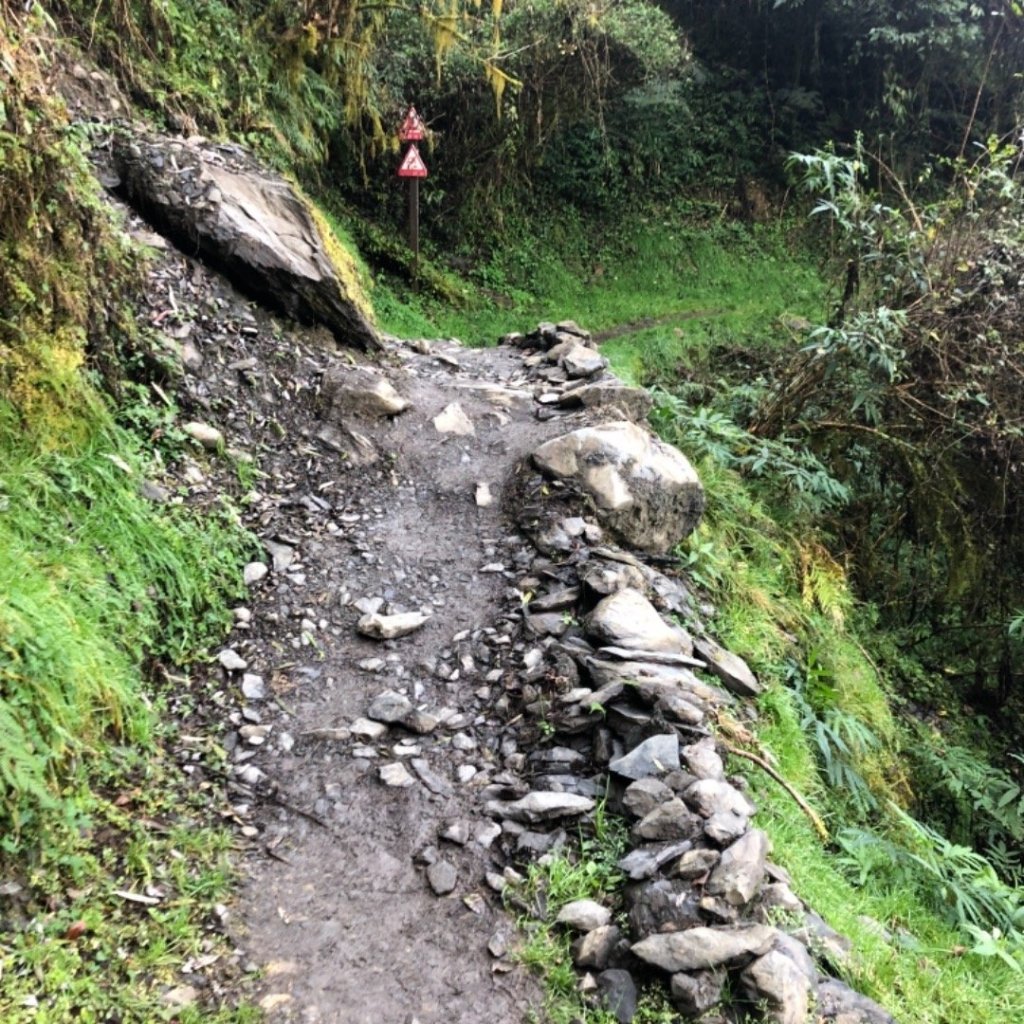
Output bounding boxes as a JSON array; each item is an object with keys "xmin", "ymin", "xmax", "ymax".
[
  {"xmin": 0, "ymin": 742, "xmax": 260, "ymax": 1024},
  {"xmin": 371, "ymin": 206, "xmax": 826, "ymax": 358},
  {"xmin": 2, "ymin": 16, "xmax": 260, "ymax": 1016},
  {"xmin": 0, "ymin": 394, "xmax": 259, "ymax": 1020},
  {"xmin": 0, "ymin": 401, "xmax": 255, "ymax": 842}
]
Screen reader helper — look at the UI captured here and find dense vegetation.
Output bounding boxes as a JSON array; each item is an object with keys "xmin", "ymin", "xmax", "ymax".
[{"xmin": 4, "ymin": 0, "xmax": 1024, "ymax": 1019}]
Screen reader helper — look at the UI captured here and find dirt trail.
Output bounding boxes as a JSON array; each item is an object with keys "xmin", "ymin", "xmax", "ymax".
[
  {"xmin": 106, "ymin": 155, "xmax": 585, "ymax": 1017},
  {"xmin": 592, "ymin": 308, "xmax": 725, "ymax": 344},
  {"xmin": 229, "ymin": 345, "xmax": 566, "ymax": 1023}
]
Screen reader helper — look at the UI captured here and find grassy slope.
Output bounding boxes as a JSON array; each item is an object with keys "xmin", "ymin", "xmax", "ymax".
[
  {"xmin": 371, "ymin": 210, "xmax": 825, "ymax": 364},
  {"xmin": 0, "ymin": 9, "xmax": 258, "ymax": 1020}
]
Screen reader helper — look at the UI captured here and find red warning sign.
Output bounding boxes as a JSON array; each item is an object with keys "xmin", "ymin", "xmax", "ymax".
[
  {"xmin": 398, "ymin": 106, "xmax": 426, "ymax": 142},
  {"xmin": 397, "ymin": 143, "xmax": 428, "ymax": 178}
]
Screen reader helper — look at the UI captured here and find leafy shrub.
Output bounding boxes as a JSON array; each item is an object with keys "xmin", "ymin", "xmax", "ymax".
[
  {"xmin": 651, "ymin": 387, "xmax": 849, "ymax": 516},
  {"xmin": 838, "ymin": 804, "xmax": 1024, "ymax": 943}
]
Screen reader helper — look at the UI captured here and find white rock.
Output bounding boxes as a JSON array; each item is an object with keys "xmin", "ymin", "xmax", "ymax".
[
  {"xmin": 240, "ymin": 724, "xmax": 270, "ymax": 745},
  {"xmin": 532, "ymin": 420, "xmax": 704, "ymax": 553},
  {"xmin": 490, "ymin": 791, "xmax": 595, "ymax": 823},
  {"xmin": 243, "ymin": 562, "xmax": 268, "ymax": 585},
  {"xmin": 263, "ymin": 540, "xmax": 295, "ymax": 573},
  {"xmin": 433, "ymin": 402, "xmax": 475, "ymax": 436},
  {"xmin": 218, "ymin": 648, "xmax": 248, "ymax": 671},
  {"xmin": 182, "ymin": 421, "xmax": 223, "ymax": 450},
  {"xmin": 632, "ymin": 925, "xmax": 776, "ymax": 972},
  {"xmin": 475, "ymin": 482, "xmax": 493, "ymax": 507},
  {"xmin": 379, "ymin": 762, "xmax": 415, "ymax": 787},
  {"xmin": 237, "ymin": 764, "xmax": 266, "ymax": 786},
  {"xmin": 556, "ymin": 899, "xmax": 612, "ymax": 932},
  {"xmin": 321, "ymin": 364, "xmax": 410, "ymax": 419},
  {"xmin": 351, "ymin": 717, "xmax": 388, "ymax": 740},
  {"xmin": 357, "ymin": 611, "xmax": 430, "ymax": 640},
  {"xmin": 162, "ymin": 985, "xmax": 199, "ymax": 1008},
  {"xmin": 586, "ymin": 588, "xmax": 692, "ymax": 654},
  {"xmin": 241, "ymin": 673, "xmax": 266, "ymax": 700}
]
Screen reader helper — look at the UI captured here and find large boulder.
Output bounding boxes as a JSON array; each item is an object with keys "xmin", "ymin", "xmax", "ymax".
[
  {"xmin": 531, "ymin": 421, "xmax": 704, "ymax": 553},
  {"xmin": 111, "ymin": 132, "xmax": 380, "ymax": 349}
]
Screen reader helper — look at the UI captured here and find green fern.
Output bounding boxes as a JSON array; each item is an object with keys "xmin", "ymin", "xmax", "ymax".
[{"xmin": 838, "ymin": 804, "xmax": 1024, "ymax": 940}]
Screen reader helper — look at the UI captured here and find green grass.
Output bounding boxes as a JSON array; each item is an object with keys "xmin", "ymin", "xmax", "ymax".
[
  {"xmin": 0, "ymin": 388, "xmax": 258, "ymax": 1021},
  {"xmin": 658, "ymin": 425, "xmax": 1024, "ymax": 1020},
  {"xmin": 371, "ymin": 207, "xmax": 826, "ymax": 364},
  {"xmin": 0, "ymin": 399, "xmax": 255, "ymax": 842},
  {"xmin": 744, "ymin": 774, "xmax": 1024, "ymax": 1024},
  {"xmin": 0, "ymin": 758, "xmax": 261, "ymax": 1023}
]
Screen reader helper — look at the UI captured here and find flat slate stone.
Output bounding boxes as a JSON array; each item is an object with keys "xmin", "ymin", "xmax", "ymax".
[
  {"xmin": 586, "ymin": 589, "xmax": 693, "ymax": 655},
  {"xmin": 707, "ymin": 829, "xmax": 770, "ymax": 907},
  {"xmin": 693, "ymin": 636, "xmax": 761, "ymax": 697},
  {"xmin": 112, "ymin": 132, "xmax": 379, "ymax": 349},
  {"xmin": 609, "ymin": 734, "xmax": 680, "ymax": 781},
  {"xmin": 488, "ymin": 791, "xmax": 595, "ymax": 823},
  {"xmin": 632, "ymin": 925, "xmax": 776, "ymax": 972}
]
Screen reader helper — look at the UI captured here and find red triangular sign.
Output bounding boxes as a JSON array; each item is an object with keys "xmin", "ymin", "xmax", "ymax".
[
  {"xmin": 399, "ymin": 106, "xmax": 425, "ymax": 142},
  {"xmin": 397, "ymin": 143, "xmax": 428, "ymax": 178}
]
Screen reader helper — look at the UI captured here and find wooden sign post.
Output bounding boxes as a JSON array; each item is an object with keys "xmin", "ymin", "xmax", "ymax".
[{"xmin": 396, "ymin": 107, "xmax": 428, "ymax": 273}]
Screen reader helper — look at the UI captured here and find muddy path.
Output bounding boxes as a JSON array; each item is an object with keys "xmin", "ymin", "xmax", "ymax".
[
  {"xmin": 230, "ymin": 345, "xmax": 566, "ymax": 1024},
  {"xmin": 132, "ymin": 209, "xmax": 893, "ymax": 1024}
]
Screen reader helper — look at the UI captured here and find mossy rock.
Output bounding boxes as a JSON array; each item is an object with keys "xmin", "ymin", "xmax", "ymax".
[{"xmin": 111, "ymin": 130, "xmax": 381, "ymax": 350}]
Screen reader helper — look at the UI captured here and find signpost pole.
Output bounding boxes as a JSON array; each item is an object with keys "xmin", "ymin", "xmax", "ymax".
[
  {"xmin": 396, "ymin": 106, "xmax": 427, "ymax": 285},
  {"xmin": 409, "ymin": 177, "xmax": 419, "ymax": 277}
]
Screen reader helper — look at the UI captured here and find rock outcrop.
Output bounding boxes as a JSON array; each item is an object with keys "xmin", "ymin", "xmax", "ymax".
[{"xmin": 111, "ymin": 131, "xmax": 380, "ymax": 349}]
